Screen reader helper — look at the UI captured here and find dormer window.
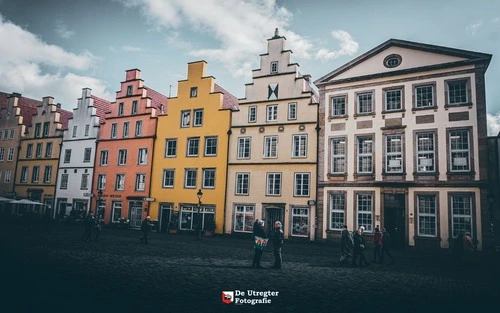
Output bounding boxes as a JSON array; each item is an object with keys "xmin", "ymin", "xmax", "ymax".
[
  {"xmin": 270, "ymin": 61, "xmax": 278, "ymax": 74},
  {"xmin": 126, "ymin": 85, "xmax": 133, "ymax": 96}
]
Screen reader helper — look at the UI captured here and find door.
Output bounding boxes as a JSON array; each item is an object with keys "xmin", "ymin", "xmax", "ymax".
[
  {"xmin": 129, "ymin": 201, "xmax": 143, "ymax": 229},
  {"xmin": 160, "ymin": 205, "xmax": 172, "ymax": 233},
  {"xmin": 383, "ymin": 194, "xmax": 406, "ymax": 248},
  {"xmin": 265, "ymin": 207, "xmax": 283, "ymax": 236}
]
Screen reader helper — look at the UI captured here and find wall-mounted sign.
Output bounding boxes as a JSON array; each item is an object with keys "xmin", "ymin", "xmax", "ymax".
[{"xmin": 307, "ymin": 200, "xmax": 316, "ymax": 206}]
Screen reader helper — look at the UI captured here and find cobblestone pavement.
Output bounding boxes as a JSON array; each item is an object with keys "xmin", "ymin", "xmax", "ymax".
[{"xmin": 1, "ymin": 220, "xmax": 499, "ymax": 313}]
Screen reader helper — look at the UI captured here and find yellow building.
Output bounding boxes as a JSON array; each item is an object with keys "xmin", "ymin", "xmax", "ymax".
[{"xmin": 150, "ymin": 61, "xmax": 238, "ymax": 234}]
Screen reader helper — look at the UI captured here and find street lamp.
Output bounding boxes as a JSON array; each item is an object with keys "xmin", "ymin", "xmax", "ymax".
[
  {"xmin": 96, "ymin": 188, "xmax": 103, "ymax": 217},
  {"xmin": 196, "ymin": 189, "xmax": 203, "ymax": 239}
]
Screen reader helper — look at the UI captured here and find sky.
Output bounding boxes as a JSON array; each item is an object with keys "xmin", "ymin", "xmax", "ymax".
[{"xmin": 1, "ymin": 0, "xmax": 500, "ymax": 135}]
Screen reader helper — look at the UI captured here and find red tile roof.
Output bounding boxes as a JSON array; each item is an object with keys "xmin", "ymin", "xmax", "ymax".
[
  {"xmin": 91, "ymin": 95, "xmax": 112, "ymax": 124},
  {"xmin": 214, "ymin": 84, "xmax": 239, "ymax": 111},
  {"xmin": 56, "ymin": 106, "xmax": 73, "ymax": 130},
  {"xmin": 0, "ymin": 91, "xmax": 40, "ymax": 127},
  {"xmin": 144, "ymin": 86, "xmax": 168, "ymax": 114}
]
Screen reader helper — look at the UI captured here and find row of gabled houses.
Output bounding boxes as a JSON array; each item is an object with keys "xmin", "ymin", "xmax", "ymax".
[{"xmin": 1, "ymin": 30, "xmax": 498, "ymax": 251}]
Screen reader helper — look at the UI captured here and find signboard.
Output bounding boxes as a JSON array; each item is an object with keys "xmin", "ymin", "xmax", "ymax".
[
  {"xmin": 143, "ymin": 197, "xmax": 155, "ymax": 202},
  {"xmin": 83, "ymin": 193, "xmax": 92, "ymax": 197},
  {"xmin": 307, "ymin": 200, "xmax": 316, "ymax": 206}
]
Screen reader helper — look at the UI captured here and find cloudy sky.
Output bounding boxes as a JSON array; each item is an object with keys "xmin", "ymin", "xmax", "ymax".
[{"xmin": 1, "ymin": 0, "xmax": 500, "ymax": 134}]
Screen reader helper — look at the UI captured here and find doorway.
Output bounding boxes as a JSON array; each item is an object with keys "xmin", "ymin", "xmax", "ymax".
[
  {"xmin": 383, "ymin": 193, "xmax": 406, "ymax": 248},
  {"xmin": 129, "ymin": 201, "xmax": 143, "ymax": 229},
  {"xmin": 265, "ymin": 207, "xmax": 283, "ymax": 236},
  {"xmin": 160, "ymin": 203, "xmax": 172, "ymax": 233}
]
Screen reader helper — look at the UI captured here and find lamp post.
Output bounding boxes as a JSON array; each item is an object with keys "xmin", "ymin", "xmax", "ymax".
[
  {"xmin": 96, "ymin": 188, "xmax": 103, "ymax": 217},
  {"xmin": 196, "ymin": 189, "xmax": 203, "ymax": 239}
]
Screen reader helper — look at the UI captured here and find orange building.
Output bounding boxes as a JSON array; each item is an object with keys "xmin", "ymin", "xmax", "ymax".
[{"xmin": 93, "ymin": 69, "xmax": 167, "ymax": 228}]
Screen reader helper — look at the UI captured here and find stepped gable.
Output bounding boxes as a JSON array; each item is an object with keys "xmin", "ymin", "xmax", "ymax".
[
  {"xmin": 144, "ymin": 86, "xmax": 168, "ymax": 114},
  {"xmin": 56, "ymin": 106, "xmax": 73, "ymax": 131},
  {"xmin": 91, "ymin": 95, "xmax": 112, "ymax": 124},
  {"xmin": 214, "ymin": 84, "xmax": 239, "ymax": 111},
  {"xmin": 0, "ymin": 91, "xmax": 40, "ymax": 127}
]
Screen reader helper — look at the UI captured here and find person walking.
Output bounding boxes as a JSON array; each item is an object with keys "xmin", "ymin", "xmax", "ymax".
[
  {"xmin": 381, "ymin": 227, "xmax": 394, "ymax": 264},
  {"xmin": 340, "ymin": 225, "xmax": 352, "ymax": 263},
  {"xmin": 352, "ymin": 226, "xmax": 368, "ymax": 267},
  {"xmin": 94, "ymin": 215, "xmax": 104, "ymax": 241},
  {"xmin": 252, "ymin": 220, "xmax": 267, "ymax": 268},
  {"xmin": 372, "ymin": 226, "xmax": 383, "ymax": 263},
  {"xmin": 81, "ymin": 211, "xmax": 95, "ymax": 242},
  {"xmin": 271, "ymin": 221, "xmax": 284, "ymax": 269},
  {"xmin": 139, "ymin": 216, "xmax": 154, "ymax": 244}
]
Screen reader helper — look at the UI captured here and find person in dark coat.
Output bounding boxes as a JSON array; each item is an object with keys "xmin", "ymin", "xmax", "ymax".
[
  {"xmin": 340, "ymin": 225, "xmax": 352, "ymax": 263},
  {"xmin": 252, "ymin": 220, "xmax": 266, "ymax": 268},
  {"xmin": 81, "ymin": 211, "xmax": 95, "ymax": 242},
  {"xmin": 381, "ymin": 227, "xmax": 394, "ymax": 264},
  {"xmin": 352, "ymin": 226, "xmax": 369, "ymax": 267},
  {"xmin": 140, "ymin": 216, "xmax": 154, "ymax": 244},
  {"xmin": 372, "ymin": 227, "xmax": 383, "ymax": 263},
  {"xmin": 272, "ymin": 221, "xmax": 284, "ymax": 269}
]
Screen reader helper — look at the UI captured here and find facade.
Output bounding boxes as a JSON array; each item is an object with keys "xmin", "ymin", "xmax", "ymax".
[
  {"xmin": 14, "ymin": 96, "xmax": 72, "ymax": 217},
  {"xmin": 150, "ymin": 61, "xmax": 238, "ymax": 234},
  {"xmin": 224, "ymin": 30, "xmax": 319, "ymax": 239},
  {"xmin": 93, "ymin": 69, "xmax": 167, "ymax": 228},
  {"xmin": 314, "ymin": 39, "xmax": 491, "ymax": 250},
  {"xmin": 54, "ymin": 88, "xmax": 111, "ymax": 220}
]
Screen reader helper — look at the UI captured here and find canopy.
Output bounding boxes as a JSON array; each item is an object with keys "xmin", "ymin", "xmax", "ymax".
[{"xmin": 7, "ymin": 199, "xmax": 46, "ymax": 205}]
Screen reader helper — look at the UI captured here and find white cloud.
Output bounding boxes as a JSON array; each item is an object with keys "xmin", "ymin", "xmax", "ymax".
[
  {"xmin": 0, "ymin": 14, "xmax": 113, "ymax": 108},
  {"xmin": 491, "ymin": 17, "xmax": 500, "ymax": 24},
  {"xmin": 54, "ymin": 19, "xmax": 75, "ymax": 39},
  {"xmin": 121, "ymin": 45, "xmax": 143, "ymax": 52},
  {"xmin": 487, "ymin": 112, "xmax": 500, "ymax": 136},
  {"xmin": 315, "ymin": 30, "xmax": 359, "ymax": 61},
  {"xmin": 466, "ymin": 20, "xmax": 484, "ymax": 35}
]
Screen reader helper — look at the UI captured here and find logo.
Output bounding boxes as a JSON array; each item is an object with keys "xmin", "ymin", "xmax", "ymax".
[{"xmin": 221, "ymin": 291, "xmax": 234, "ymax": 304}]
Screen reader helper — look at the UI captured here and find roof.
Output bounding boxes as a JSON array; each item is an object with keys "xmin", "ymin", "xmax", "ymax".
[
  {"xmin": 91, "ymin": 95, "xmax": 112, "ymax": 124},
  {"xmin": 0, "ymin": 91, "xmax": 40, "ymax": 127},
  {"xmin": 214, "ymin": 84, "xmax": 239, "ymax": 111},
  {"xmin": 315, "ymin": 38, "xmax": 493, "ymax": 85},
  {"xmin": 56, "ymin": 107, "xmax": 73, "ymax": 130},
  {"xmin": 144, "ymin": 86, "xmax": 168, "ymax": 114}
]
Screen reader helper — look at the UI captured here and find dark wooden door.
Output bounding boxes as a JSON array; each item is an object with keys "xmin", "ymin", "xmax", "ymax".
[
  {"xmin": 265, "ymin": 208, "xmax": 283, "ymax": 236},
  {"xmin": 383, "ymin": 194, "xmax": 406, "ymax": 249}
]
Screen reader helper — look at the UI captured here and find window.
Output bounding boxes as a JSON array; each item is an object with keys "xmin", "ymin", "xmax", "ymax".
[
  {"xmin": 0, "ymin": 170, "xmax": 2, "ymax": 182},
  {"xmin": 111, "ymin": 123, "xmax": 117, "ymax": 138},
  {"xmin": 383, "ymin": 54, "xmax": 402, "ymax": 68},
  {"xmin": 126, "ymin": 85, "xmax": 133, "ymax": 96},
  {"xmin": 35, "ymin": 143, "xmax": 42, "ymax": 158},
  {"xmin": 32, "ymin": 166, "xmax": 40, "ymax": 183},
  {"xmin": 43, "ymin": 122, "xmax": 50, "ymax": 137},
  {"xmin": 34, "ymin": 123, "xmax": 41, "ymax": 138},
  {"xmin": 416, "ymin": 132, "xmax": 435, "ymax": 173},
  {"xmin": 83, "ymin": 148, "xmax": 92, "ymax": 163},
  {"xmin": 184, "ymin": 169, "xmax": 197, "ymax": 188},
  {"xmin": 288, "ymin": 102, "xmax": 297, "ymax": 120},
  {"xmin": 165, "ymin": 139, "xmax": 177, "ymax": 157},
  {"xmin": 235, "ymin": 173, "xmax": 249, "ymax": 195},
  {"xmin": 356, "ymin": 193, "xmax": 373, "ymax": 232},
  {"xmin": 357, "ymin": 92, "xmax": 373, "ymax": 114},
  {"xmin": 100, "ymin": 150, "xmax": 109, "ymax": 166},
  {"xmin": 115, "ymin": 174, "xmax": 125, "ymax": 190},
  {"xmin": 294, "ymin": 173, "xmax": 310, "ymax": 196},
  {"xmin": 20, "ymin": 167, "xmax": 28, "ymax": 183},
  {"xmin": 291, "ymin": 207, "xmax": 309, "ymax": 237},
  {"xmin": 162, "ymin": 169, "xmax": 174, "ymax": 188},
  {"xmin": 64, "ymin": 149, "xmax": 71, "ymax": 163},
  {"xmin": 187, "ymin": 138, "xmax": 199, "ymax": 156},
  {"xmin": 447, "ymin": 79, "xmax": 469, "ymax": 105},
  {"xmin": 202, "ymin": 168, "xmax": 216, "ymax": 188},
  {"xmin": 237, "ymin": 137, "xmax": 251, "ymax": 159},
  {"xmin": 330, "ymin": 193, "xmax": 345, "ymax": 230},
  {"xmin": 268, "ymin": 83, "xmax": 278, "ymax": 100},
  {"xmin": 45, "ymin": 142, "xmax": 52, "ymax": 158},
  {"xmin": 266, "ymin": 105, "xmax": 278, "ymax": 121},
  {"xmin": 4, "ymin": 170, "xmax": 11, "ymax": 183},
  {"xmin": 331, "ymin": 138, "xmax": 346, "ymax": 174},
  {"xmin": 80, "ymin": 173, "xmax": 88, "ymax": 189},
  {"xmin": 449, "ymin": 129, "xmax": 470, "ymax": 172},
  {"xmin": 135, "ymin": 174, "xmax": 146, "ymax": 191},
  {"xmin": 181, "ymin": 110, "xmax": 191, "ymax": 127},
  {"xmin": 97, "ymin": 174, "xmax": 106, "ymax": 190},
  {"xmin": 194, "ymin": 109, "xmax": 203, "ymax": 126},
  {"xmin": 118, "ymin": 102, "xmax": 124, "ymax": 116},
  {"xmin": 118, "ymin": 149, "xmax": 127, "ymax": 165},
  {"xmin": 234, "ymin": 205, "xmax": 254, "ymax": 232},
  {"xmin": 43, "ymin": 166, "xmax": 52, "ymax": 183},
  {"xmin": 135, "ymin": 120, "xmax": 143, "ymax": 137},
  {"xmin": 111, "ymin": 202, "xmax": 122, "ymax": 223},
  {"xmin": 266, "ymin": 173, "xmax": 281, "ymax": 196},
  {"xmin": 270, "ymin": 61, "xmax": 278, "ymax": 74},
  {"xmin": 9, "ymin": 129, "xmax": 14, "ymax": 139},
  {"xmin": 384, "ymin": 89, "xmax": 402, "ymax": 111},
  {"xmin": 138, "ymin": 148, "xmax": 148, "ymax": 165},
  {"xmin": 417, "ymin": 194, "xmax": 437, "ymax": 237},
  {"xmin": 131, "ymin": 100, "xmax": 138, "ymax": 114},
  {"xmin": 85, "ymin": 124, "xmax": 90, "ymax": 137},
  {"xmin": 26, "ymin": 144, "xmax": 33, "ymax": 158},
  {"xmin": 248, "ymin": 106, "xmax": 257, "ymax": 123},
  {"xmin": 190, "ymin": 87, "xmax": 198, "ymax": 98},
  {"xmin": 123, "ymin": 122, "xmax": 129, "ymax": 137},
  {"xmin": 451, "ymin": 194, "xmax": 473, "ymax": 238},
  {"xmin": 357, "ymin": 136, "xmax": 373, "ymax": 174},
  {"xmin": 60, "ymin": 174, "xmax": 69, "ymax": 189},
  {"xmin": 331, "ymin": 96, "xmax": 346, "ymax": 116},
  {"xmin": 385, "ymin": 134, "xmax": 403, "ymax": 173},
  {"xmin": 0, "ymin": 130, "xmax": 2, "ymax": 139},
  {"xmin": 72, "ymin": 125, "xmax": 77, "ymax": 138},
  {"xmin": 0, "ymin": 148, "xmax": 4, "ymax": 161},
  {"xmin": 263, "ymin": 136, "xmax": 278, "ymax": 158},
  {"xmin": 7, "ymin": 147, "xmax": 14, "ymax": 161},
  {"xmin": 204, "ymin": 137, "xmax": 217, "ymax": 156},
  {"xmin": 415, "ymin": 84, "xmax": 434, "ymax": 108},
  {"xmin": 292, "ymin": 135, "xmax": 307, "ymax": 158}
]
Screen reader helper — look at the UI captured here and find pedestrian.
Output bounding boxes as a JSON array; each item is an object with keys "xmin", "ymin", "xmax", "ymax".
[
  {"xmin": 373, "ymin": 226, "xmax": 383, "ymax": 263},
  {"xmin": 352, "ymin": 226, "xmax": 369, "ymax": 267},
  {"xmin": 94, "ymin": 215, "xmax": 104, "ymax": 241},
  {"xmin": 252, "ymin": 220, "xmax": 267, "ymax": 268},
  {"xmin": 381, "ymin": 227, "xmax": 394, "ymax": 264},
  {"xmin": 463, "ymin": 232, "xmax": 474, "ymax": 264},
  {"xmin": 272, "ymin": 221, "xmax": 284, "ymax": 269},
  {"xmin": 81, "ymin": 211, "xmax": 95, "ymax": 242},
  {"xmin": 139, "ymin": 216, "xmax": 154, "ymax": 244},
  {"xmin": 453, "ymin": 232, "xmax": 465, "ymax": 265},
  {"xmin": 340, "ymin": 225, "xmax": 352, "ymax": 263}
]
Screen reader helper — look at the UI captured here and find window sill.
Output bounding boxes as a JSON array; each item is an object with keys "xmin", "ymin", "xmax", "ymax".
[
  {"xmin": 411, "ymin": 106, "xmax": 437, "ymax": 112},
  {"xmin": 381, "ymin": 109, "xmax": 406, "ymax": 114},
  {"xmin": 353, "ymin": 113, "xmax": 375, "ymax": 119},
  {"xmin": 413, "ymin": 172, "xmax": 439, "ymax": 176},
  {"xmin": 413, "ymin": 235, "xmax": 440, "ymax": 241},
  {"xmin": 444, "ymin": 102, "xmax": 473, "ymax": 109},
  {"xmin": 328, "ymin": 115, "xmax": 349, "ymax": 121}
]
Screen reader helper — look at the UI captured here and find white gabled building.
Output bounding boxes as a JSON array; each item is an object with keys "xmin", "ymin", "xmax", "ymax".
[
  {"xmin": 54, "ymin": 88, "xmax": 110, "ymax": 219},
  {"xmin": 314, "ymin": 39, "xmax": 492, "ymax": 250}
]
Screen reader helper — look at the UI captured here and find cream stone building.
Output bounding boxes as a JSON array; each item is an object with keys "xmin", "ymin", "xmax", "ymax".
[{"xmin": 314, "ymin": 39, "xmax": 491, "ymax": 250}]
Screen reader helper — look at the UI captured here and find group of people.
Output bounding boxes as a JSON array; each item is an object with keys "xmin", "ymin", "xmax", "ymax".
[
  {"xmin": 80, "ymin": 211, "xmax": 104, "ymax": 242},
  {"xmin": 340, "ymin": 225, "xmax": 394, "ymax": 267},
  {"xmin": 252, "ymin": 219, "xmax": 284, "ymax": 269}
]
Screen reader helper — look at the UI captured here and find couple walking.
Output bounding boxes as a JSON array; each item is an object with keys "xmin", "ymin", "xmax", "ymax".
[{"xmin": 252, "ymin": 219, "xmax": 284, "ymax": 269}]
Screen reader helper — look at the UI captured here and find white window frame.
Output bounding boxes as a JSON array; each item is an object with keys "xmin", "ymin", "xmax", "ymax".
[
  {"xmin": 64, "ymin": 149, "xmax": 71, "ymax": 163},
  {"xmin": 357, "ymin": 92, "xmax": 373, "ymax": 114},
  {"xmin": 118, "ymin": 102, "xmax": 124, "ymax": 116},
  {"xmin": 384, "ymin": 88, "xmax": 402, "ymax": 111},
  {"xmin": 100, "ymin": 150, "xmax": 109, "ymax": 166},
  {"xmin": 233, "ymin": 205, "xmax": 254, "ymax": 233},
  {"xmin": 162, "ymin": 169, "xmax": 175, "ymax": 188},
  {"xmin": 44, "ymin": 166, "xmax": 52, "ymax": 183},
  {"xmin": 451, "ymin": 194, "xmax": 473, "ymax": 238},
  {"xmin": 97, "ymin": 174, "xmax": 106, "ymax": 190},
  {"xmin": 20, "ymin": 166, "xmax": 28, "ymax": 183},
  {"xmin": 331, "ymin": 137, "xmax": 346, "ymax": 174},
  {"xmin": 288, "ymin": 102, "xmax": 297, "ymax": 120},
  {"xmin": 187, "ymin": 138, "xmax": 199, "ymax": 157},
  {"xmin": 123, "ymin": 122, "xmax": 129, "ymax": 138},
  {"xmin": 204, "ymin": 137, "xmax": 217, "ymax": 156},
  {"xmin": 4, "ymin": 170, "xmax": 11, "ymax": 183},
  {"xmin": 131, "ymin": 100, "xmax": 138, "ymax": 114},
  {"xmin": 45, "ymin": 142, "xmax": 52, "ymax": 158},
  {"xmin": 331, "ymin": 96, "xmax": 346, "ymax": 116},
  {"xmin": 84, "ymin": 124, "xmax": 90, "ymax": 137},
  {"xmin": 202, "ymin": 168, "xmax": 216, "ymax": 188},
  {"xmin": 194, "ymin": 109, "xmax": 203, "ymax": 127},
  {"xmin": 237, "ymin": 137, "xmax": 251, "ymax": 159},
  {"xmin": 385, "ymin": 134, "xmax": 403, "ymax": 173},
  {"xmin": 181, "ymin": 110, "xmax": 191, "ymax": 128},
  {"xmin": 292, "ymin": 134, "xmax": 307, "ymax": 158},
  {"xmin": 165, "ymin": 139, "xmax": 177, "ymax": 157},
  {"xmin": 42, "ymin": 123, "xmax": 49, "ymax": 137},
  {"xmin": 356, "ymin": 193, "xmax": 373, "ymax": 232},
  {"xmin": 417, "ymin": 194, "xmax": 437, "ymax": 237},
  {"xmin": 266, "ymin": 105, "xmax": 278, "ymax": 122},
  {"xmin": 34, "ymin": 123, "xmax": 41, "ymax": 138},
  {"xmin": 115, "ymin": 174, "xmax": 125, "ymax": 191},
  {"xmin": 110, "ymin": 123, "xmax": 117, "ymax": 139},
  {"xmin": 235, "ymin": 173, "xmax": 249, "ymax": 195},
  {"xmin": 447, "ymin": 79, "xmax": 469, "ymax": 105},
  {"xmin": 184, "ymin": 169, "xmax": 197, "ymax": 188},
  {"xmin": 32, "ymin": 166, "xmax": 40, "ymax": 183},
  {"xmin": 72, "ymin": 125, "xmax": 77, "ymax": 138},
  {"xmin": 266, "ymin": 172, "xmax": 281, "ymax": 196},
  {"xmin": 190, "ymin": 87, "xmax": 198, "ymax": 98},
  {"xmin": 60, "ymin": 174, "xmax": 69, "ymax": 189},
  {"xmin": 138, "ymin": 148, "xmax": 148, "ymax": 165},
  {"xmin": 294, "ymin": 172, "xmax": 310, "ymax": 197},
  {"xmin": 357, "ymin": 136, "xmax": 373, "ymax": 174},
  {"xmin": 330, "ymin": 192, "xmax": 345, "ymax": 230},
  {"xmin": 80, "ymin": 173, "xmax": 88, "ymax": 190},
  {"xmin": 26, "ymin": 144, "xmax": 32, "ymax": 158},
  {"xmin": 35, "ymin": 143, "xmax": 42, "ymax": 158},
  {"xmin": 118, "ymin": 149, "xmax": 127, "ymax": 165},
  {"xmin": 416, "ymin": 132, "xmax": 435, "ymax": 173},
  {"xmin": 135, "ymin": 120, "xmax": 143, "ymax": 137},
  {"xmin": 415, "ymin": 84, "xmax": 435, "ymax": 108},
  {"xmin": 248, "ymin": 106, "xmax": 257, "ymax": 123},
  {"xmin": 270, "ymin": 61, "xmax": 278, "ymax": 74},
  {"xmin": 7, "ymin": 147, "xmax": 15, "ymax": 161},
  {"xmin": 111, "ymin": 201, "xmax": 122, "ymax": 222},
  {"xmin": 83, "ymin": 148, "xmax": 92, "ymax": 163},
  {"xmin": 135, "ymin": 174, "xmax": 146, "ymax": 191},
  {"xmin": 291, "ymin": 207, "xmax": 309, "ymax": 237},
  {"xmin": 449, "ymin": 129, "xmax": 470, "ymax": 172},
  {"xmin": 263, "ymin": 136, "xmax": 278, "ymax": 158},
  {"xmin": 126, "ymin": 85, "xmax": 133, "ymax": 96}
]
